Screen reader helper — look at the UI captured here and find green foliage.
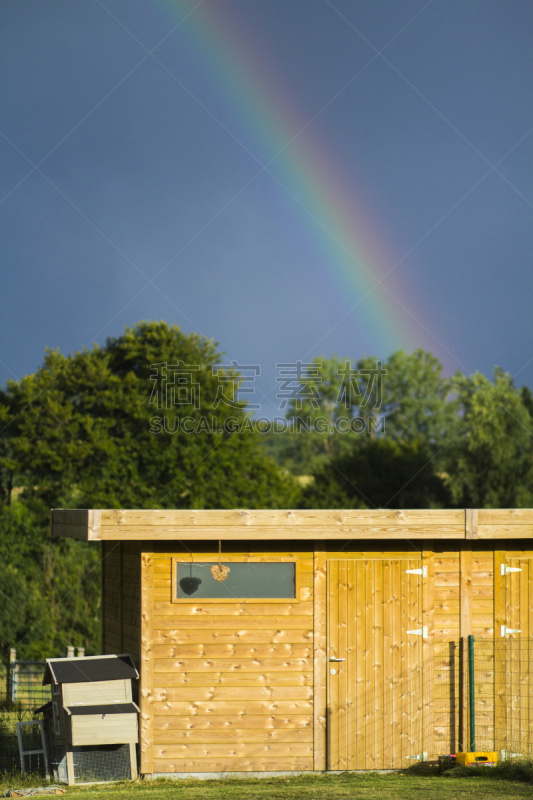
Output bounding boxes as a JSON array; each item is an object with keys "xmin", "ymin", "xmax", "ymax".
[
  {"xmin": 300, "ymin": 437, "xmax": 450, "ymax": 510},
  {"xmin": 281, "ymin": 350, "xmax": 457, "ymax": 478},
  {"xmin": 443, "ymin": 368, "xmax": 533, "ymax": 508},
  {"xmin": 296, "ymin": 355, "xmax": 532, "ymax": 511},
  {"xmin": 0, "ymin": 501, "xmax": 100, "ymax": 659},
  {"xmin": 1, "ymin": 321, "xmax": 297, "ymax": 512},
  {"xmin": 0, "ymin": 322, "xmax": 298, "ymax": 657}
]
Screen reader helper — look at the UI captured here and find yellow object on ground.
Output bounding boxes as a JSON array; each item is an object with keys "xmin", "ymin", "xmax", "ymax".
[{"xmin": 456, "ymin": 752, "xmax": 498, "ymax": 767}]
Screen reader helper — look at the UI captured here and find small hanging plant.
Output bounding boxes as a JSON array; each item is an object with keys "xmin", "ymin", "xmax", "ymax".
[{"xmin": 211, "ymin": 540, "xmax": 230, "ymax": 582}]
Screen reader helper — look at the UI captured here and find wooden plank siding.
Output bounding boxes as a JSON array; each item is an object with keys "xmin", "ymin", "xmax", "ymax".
[
  {"xmin": 149, "ymin": 548, "xmax": 314, "ymax": 774},
  {"xmin": 51, "ymin": 511, "xmax": 533, "ymax": 774}
]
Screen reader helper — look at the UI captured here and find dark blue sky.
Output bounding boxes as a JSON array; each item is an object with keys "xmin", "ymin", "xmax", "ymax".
[{"xmin": 1, "ymin": 0, "xmax": 532, "ymax": 416}]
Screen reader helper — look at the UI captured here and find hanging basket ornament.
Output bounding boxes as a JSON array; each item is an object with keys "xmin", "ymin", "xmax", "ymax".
[
  {"xmin": 210, "ymin": 541, "xmax": 230, "ymax": 582},
  {"xmin": 210, "ymin": 563, "xmax": 230, "ymax": 582}
]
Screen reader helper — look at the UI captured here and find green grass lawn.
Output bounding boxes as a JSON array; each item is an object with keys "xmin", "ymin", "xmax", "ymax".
[{"xmin": 1, "ymin": 769, "xmax": 532, "ymax": 800}]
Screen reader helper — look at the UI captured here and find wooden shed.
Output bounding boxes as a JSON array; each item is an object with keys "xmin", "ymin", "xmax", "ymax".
[{"xmin": 51, "ymin": 508, "xmax": 533, "ymax": 776}]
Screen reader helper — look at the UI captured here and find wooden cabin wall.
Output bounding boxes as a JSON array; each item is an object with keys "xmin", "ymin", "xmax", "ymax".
[
  {"xmin": 101, "ymin": 541, "xmax": 141, "ymax": 668},
  {"xmin": 140, "ymin": 544, "xmax": 314, "ymax": 775}
]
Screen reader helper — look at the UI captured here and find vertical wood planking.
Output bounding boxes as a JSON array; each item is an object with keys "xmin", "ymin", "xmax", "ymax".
[
  {"xmin": 409, "ymin": 562, "xmax": 422, "ymax": 761},
  {"xmin": 460, "ymin": 550, "xmax": 473, "ymax": 638},
  {"xmin": 509, "ymin": 559, "xmax": 520, "ymax": 745},
  {"xmin": 493, "ymin": 551, "xmax": 506, "ymax": 753},
  {"xmin": 382, "ymin": 560, "xmax": 392, "ymax": 768},
  {"xmin": 399, "ymin": 562, "xmax": 409, "ymax": 763},
  {"xmin": 337, "ymin": 561, "xmax": 348, "ymax": 770},
  {"xmin": 374, "ymin": 559, "xmax": 384, "ymax": 768},
  {"xmin": 422, "ymin": 552, "xmax": 435, "ymax": 762},
  {"xmin": 355, "ymin": 560, "xmax": 365, "ymax": 769},
  {"xmin": 519, "ymin": 561, "xmax": 528, "ymax": 749},
  {"xmin": 140, "ymin": 551, "xmax": 154, "ymax": 775},
  {"xmin": 346, "ymin": 561, "xmax": 356, "ymax": 770},
  {"xmin": 391, "ymin": 560, "xmax": 402, "ymax": 767},
  {"xmin": 364, "ymin": 560, "xmax": 374, "ymax": 769},
  {"xmin": 459, "ymin": 549, "xmax": 473, "ymax": 752},
  {"xmin": 327, "ymin": 560, "xmax": 339, "ymax": 769},
  {"xmin": 313, "ymin": 550, "xmax": 327, "ymax": 772}
]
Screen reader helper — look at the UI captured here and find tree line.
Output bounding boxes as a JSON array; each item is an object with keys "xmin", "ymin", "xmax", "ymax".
[{"xmin": 0, "ymin": 321, "xmax": 531, "ymax": 658}]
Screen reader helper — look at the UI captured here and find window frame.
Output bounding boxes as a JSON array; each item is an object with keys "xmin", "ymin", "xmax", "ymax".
[{"xmin": 171, "ymin": 556, "xmax": 301, "ymax": 603}]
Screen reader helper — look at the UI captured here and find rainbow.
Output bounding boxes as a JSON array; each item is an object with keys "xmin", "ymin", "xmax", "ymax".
[{"xmin": 159, "ymin": 0, "xmax": 428, "ymax": 355}]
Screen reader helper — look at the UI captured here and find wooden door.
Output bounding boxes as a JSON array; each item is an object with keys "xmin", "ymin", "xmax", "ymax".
[{"xmin": 326, "ymin": 558, "xmax": 427, "ymax": 769}]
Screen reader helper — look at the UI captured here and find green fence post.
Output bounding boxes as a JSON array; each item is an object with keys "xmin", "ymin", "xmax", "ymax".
[{"xmin": 468, "ymin": 634, "xmax": 475, "ymax": 752}]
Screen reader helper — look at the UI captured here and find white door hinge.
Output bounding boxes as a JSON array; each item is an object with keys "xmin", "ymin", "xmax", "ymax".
[
  {"xmin": 501, "ymin": 625, "xmax": 521, "ymax": 637},
  {"xmin": 407, "ymin": 626, "xmax": 428, "ymax": 638},
  {"xmin": 406, "ymin": 567, "xmax": 427, "ymax": 576},
  {"xmin": 501, "ymin": 565, "xmax": 522, "ymax": 575},
  {"xmin": 406, "ymin": 752, "xmax": 428, "ymax": 761}
]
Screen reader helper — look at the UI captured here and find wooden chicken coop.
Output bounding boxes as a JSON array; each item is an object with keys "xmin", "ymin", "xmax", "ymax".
[
  {"xmin": 51, "ymin": 508, "xmax": 533, "ymax": 776},
  {"xmin": 38, "ymin": 654, "xmax": 139, "ymax": 784}
]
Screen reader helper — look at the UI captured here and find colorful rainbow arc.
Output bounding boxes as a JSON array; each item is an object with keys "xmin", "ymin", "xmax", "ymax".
[{"xmin": 161, "ymin": 0, "xmax": 426, "ymax": 355}]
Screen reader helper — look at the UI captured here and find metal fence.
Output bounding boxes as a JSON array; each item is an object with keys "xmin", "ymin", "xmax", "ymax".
[{"xmin": 0, "ymin": 652, "xmax": 50, "ymax": 711}]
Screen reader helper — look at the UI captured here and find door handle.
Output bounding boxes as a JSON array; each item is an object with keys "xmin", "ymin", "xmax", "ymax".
[{"xmin": 329, "ymin": 657, "xmax": 345, "ymax": 662}]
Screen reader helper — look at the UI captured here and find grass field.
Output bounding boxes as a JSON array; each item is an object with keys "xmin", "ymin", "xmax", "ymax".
[{"xmin": 1, "ymin": 768, "xmax": 533, "ymax": 800}]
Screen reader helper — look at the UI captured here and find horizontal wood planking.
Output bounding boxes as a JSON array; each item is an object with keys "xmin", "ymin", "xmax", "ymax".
[
  {"xmin": 153, "ymin": 658, "xmax": 312, "ymax": 672},
  {"xmin": 477, "ymin": 525, "xmax": 533, "ymax": 538},
  {"xmin": 152, "ymin": 700, "xmax": 314, "ymax": 716},
  {"xmin": 149, "ymin": 551, "xmax": 314, "ymax": 773},
  {"xmin": 434, "ymin": 553, "xmax": 460, "ymax": 642},
  {"xmin": 472, "ymin": 556, "xmax": 494, "ymax": 639},
  {"xmin": 152, "ymin": 686, "xmax": 313, "ymax": 703},
  {"xmin": 153, "ymin": 602, "xmax": 313, "ymax": 616},
  {"xmin": 478, "ymin": 510, "xmax": 533, "ymax": 525},
  {"xmin": 152, "ymin": 742, "xmax": 312, "ymax": 758},
  {"xmin": 152, "ymin": 758, "xmax": 314, "ymax": 772},
  {"xmin": 152, "ymin": 672, "xmax": 313, "ymax": 687},
  {"xmin": 153, "ymin": 728, "xmax": 313, "ymax": 743},
  {"xmin": 154, "ymin": 616, "xmax": 312, "ymax": 632},
  {"xmin": 153, "ymin": 644, "xmax": 313, "ymax": 658},
  {"xmin": 153, "ymin": 632, "xmax": 313, "ymax": 649},
  {"xmin": 101, "ymin": 524, "xmax": 466, "ymax": 540},
  {"xmin": 101, "ymin": 509, "xmax": 465, "ymax": 527},
  {"xmin": 153, "ymin": 715, "xmax": 313, "ymax": 730}
]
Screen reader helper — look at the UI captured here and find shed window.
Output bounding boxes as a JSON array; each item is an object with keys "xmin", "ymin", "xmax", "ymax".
[{"xmin": 173, "ymin": 561, "xmax": 296, "ymax": 600}]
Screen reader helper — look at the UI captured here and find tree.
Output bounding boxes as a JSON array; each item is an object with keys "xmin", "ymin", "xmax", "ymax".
[
  {"xmin": 443, "ymin": 368, "xmax": 533, "ymax": 508},
  {"xmin": 300, "ymin": 437, "xmax": 450, "ymax": 510},
  {"xmin": 278, "ymin": 349, "xmax": 456, "ymax": 476},
  {"xmin": 2, "ymin": 321, "xmax": 298, "ymax": 512},
  {"xmin": 0, "ymin": 321, "xmax": 299, "ymax": 657}
]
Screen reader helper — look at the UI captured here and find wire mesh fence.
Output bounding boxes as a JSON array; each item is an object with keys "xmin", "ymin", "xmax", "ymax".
[
  {"xmin": 400, "ymin": 637, "xmax": 533, "ymax": 763},
  {"xmin": 0, "ymin": 660, "xmax": 50, "ymax": 711},
  {"xmin": 0, "ymin": 709, "xmax": 50, "ymax": 778},
  {"xmin": 1, "ymin": 655, "xmax": 51, "ymax": 778}
]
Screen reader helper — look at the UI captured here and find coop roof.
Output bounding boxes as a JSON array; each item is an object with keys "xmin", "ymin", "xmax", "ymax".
[
  {"xmin": 65, "ymin": 702, "xmax": 139, "ymax": 716},
  {"xmin": 43, "ymin": 654, "xmax": 138, "ymax": 686}
]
